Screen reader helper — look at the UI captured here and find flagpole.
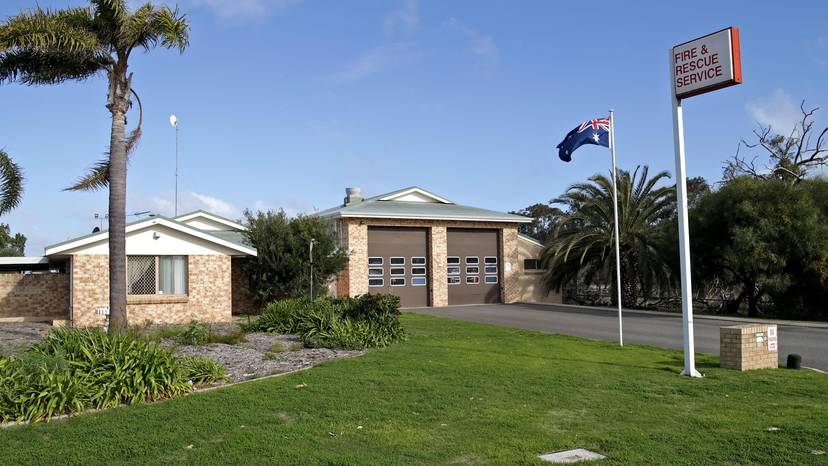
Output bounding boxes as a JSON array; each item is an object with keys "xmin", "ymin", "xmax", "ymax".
[{"xmin": 609, "ymin": 109, "xmax": 624, "ymax": 347}]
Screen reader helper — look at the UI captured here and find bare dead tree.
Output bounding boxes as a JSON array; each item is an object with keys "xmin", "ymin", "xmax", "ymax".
[{"xmin": 724, "ymin": 101, "xmax": 827, "ymax": 184}]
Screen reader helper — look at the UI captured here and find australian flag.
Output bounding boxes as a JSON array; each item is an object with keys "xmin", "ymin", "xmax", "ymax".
[{"xmin": 557, "ymin": 118, "xmax": 610, "ymax": 162}]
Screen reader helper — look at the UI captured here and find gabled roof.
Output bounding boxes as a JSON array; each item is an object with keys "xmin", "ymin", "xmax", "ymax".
[
  {"xmin": 316, "ymin": 186, "xmax": 532, "ymax": 224},
  {"xmin": 518, "ymin": 233, "xmax": 545, "ymax": 247},
  {"xmin": 44, "ymin": 215, "xmax": 256, "ymax": 257},
  {"xmin": 174, "ymin": 210, "xmax": 247, "ymax": 231}
]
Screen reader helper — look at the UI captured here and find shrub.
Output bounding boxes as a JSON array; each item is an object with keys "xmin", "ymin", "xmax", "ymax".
[
  {"xmin": 242, "ymin": 299, "xmax": 308, "ymax": 333},
  {"xmin": 206, "ymin": 328, "xmax": 246, "ymax": 345},
  {"xmin": 1, "ymin": 328, "xmax": 191, "ymax": 423},
  {"xmin": 180, "ymin": 356, "xmax": 228, "ymax": 385},
  {"xmin": 176, "ymin": 321, "xmax": 209, "ymax": 346}
]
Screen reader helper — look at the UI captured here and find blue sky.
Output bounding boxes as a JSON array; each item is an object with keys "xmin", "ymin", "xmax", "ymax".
[{"xmin": 2, "ymin": 0, "xmax": 827, "ymax": 254}]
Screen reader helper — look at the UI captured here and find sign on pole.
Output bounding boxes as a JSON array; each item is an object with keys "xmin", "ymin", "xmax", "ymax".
[{"xmin": 669, "ymin": 27, "xmax": 742, "ymax": 378}]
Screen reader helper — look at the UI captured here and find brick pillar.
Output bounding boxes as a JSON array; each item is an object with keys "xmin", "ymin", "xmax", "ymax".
[
  {"xmin": 430, "ymin": 226, "xmax": 448, "ymax": 306},
  {"xmin": 344, "ymin": 219, "xmax": 368, "ymax": 297},
  {"xmin": 500, "ymin": 227, "xmax": 520, "ymax": 303}
]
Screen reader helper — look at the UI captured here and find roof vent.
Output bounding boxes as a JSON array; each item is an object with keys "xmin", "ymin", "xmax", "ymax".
[{"xmin": 344, "ymin": 187, "xmax": 363, "ymax": 206}]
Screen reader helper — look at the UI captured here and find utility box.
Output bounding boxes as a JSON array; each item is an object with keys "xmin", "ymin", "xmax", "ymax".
[{"xmin": 720, "ymin": 324, "xmax": 778, "ymax": 371}]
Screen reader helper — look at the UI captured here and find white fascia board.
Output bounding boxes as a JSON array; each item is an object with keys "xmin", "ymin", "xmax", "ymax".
[
  {"xmin": 45, "ymin": 218, "xmax": 256, "ymax": 256},
  {"xmin": 0, "ymin": 256, "xmax": 49, "ymax": 265},
  {"xmin": 174, "ymin": 211, "xmax": 247, "ymax": 231},
  {"xmin": 378, "ymin": 187, "xmax": 453, "ymax": 204},
  {"xmin": 518, "ymin": 234, "xmax": 545, "ymax": 247},
  {"xmin": 337, "ymin": 212, "xmax": 533, "ymax": 223}
]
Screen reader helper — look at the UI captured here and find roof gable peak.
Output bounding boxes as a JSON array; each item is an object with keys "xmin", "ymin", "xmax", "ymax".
[{"xmin": 377, "ymin": 187, "xmax": 453, "ymax": 204}]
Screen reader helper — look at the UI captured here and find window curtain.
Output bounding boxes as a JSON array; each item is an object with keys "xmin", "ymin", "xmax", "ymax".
[{"xmin": 159, "ymin": 256, "xmax": 188, "ymax": 294}]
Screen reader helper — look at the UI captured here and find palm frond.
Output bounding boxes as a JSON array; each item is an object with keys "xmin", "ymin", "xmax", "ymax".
[
  {"xmin": 0, "ymin": 149, "xmax": 23, "ymax": 215},
  {"xmin": 120, "ymin": 4, "xmax": 189, "ymax": 54},
  {"xmin": 0, "ymin": 48, "xmax": 108, "ymax": 85},
  {"xmin": 0, "ymin": 7, "xmax": 101, "ymax": 53}
]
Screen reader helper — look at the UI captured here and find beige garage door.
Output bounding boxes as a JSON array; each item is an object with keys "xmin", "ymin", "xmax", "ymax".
[
  {"xmin": 367, "ymin": 227, "xmax": 429, "ymax": 308},
  {"xmin": 447, "ymin": 229, "xmax": 500, "ymax": 305}
]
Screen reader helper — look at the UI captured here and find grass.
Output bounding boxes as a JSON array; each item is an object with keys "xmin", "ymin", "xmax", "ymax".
[{"xmin": 1, "ymin": 313, "xmax": 826, "ymax": 465}]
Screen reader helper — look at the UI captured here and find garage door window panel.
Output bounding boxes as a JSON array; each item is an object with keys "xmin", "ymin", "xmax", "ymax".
[
  {"xmin": 412, "ymin": 277, "xmax": 427, "ymax": 286},
  {"xmin": 485, "ymin": 276, "xmax": 498, "ymax": 284},
  {"xmin": 389, "ymin": 257, "xmax": 405, "ymax": 265},
  {"xmin": 466, "ymin": 276, "xmax": 480, "ymax": 285},
  {"xmin": 447, "ymin": 266, "xmax": 461, "ymax": 275},
  {"xmin": 411, "ymin": 257, "xmax": 426, "ymax": 265},
  {"xmin": 466, "ymin": 266, "xmax": 479, "ymax": 275},
  {"xmin": 411, "ymin": 267, "xmax": 426, "ymax": 276},
  {"xmin": 484, "ymin": 256, "xmax": 497, "ymax": 264},
  {"xmin": 368, "ymin": 278, "xmax": 384, "ymax": 287},
  {"xmin": 447, "ymin": 257, "xmax": 460, "ymax": 265},
  {"xmin": 368, "ymin": 268, "xmax": 384, "ymax": 276},
  {"xmin": 368, "ymin": 257, "xmax": 383, "ymax": 265},
  {"xmin": 448, "ymin": 276, "xmax": 461, "ymax": 285},
  {"xmin": 390, "ymin": 278, "xmax": 405, "ymax": 286},
  {"xmin": 466, "ymin": 257, "xmax": 479, "ymax": 265},
  {"xmin": 484, "ymin": 266, "xmax": 497, "ymax": 275}
]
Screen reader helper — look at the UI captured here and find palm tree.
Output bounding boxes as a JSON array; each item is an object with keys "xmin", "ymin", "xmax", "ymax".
[
  {"xmin": 541, "ymin": 166, "xmax": 676, "ymax": 307},
  {"xmin": 0, "ymin": 149, "xmax": 23, "ymax": 215},
  {"xmin": 0, "ymin": 1, "xmax": 189, "ymax": 332}
]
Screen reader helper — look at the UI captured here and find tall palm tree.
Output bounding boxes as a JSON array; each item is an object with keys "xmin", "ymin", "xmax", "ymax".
[
  {"xmin": 541, "ymin": 166, "xmax": 676, "ymax": 307},
  {"xmin": 0, "ymin": 1, "xmax": 189, "ymax": 332},
  {"xmin": 0, "ymin": 149, "xmax": 23, "ymax": 216}
]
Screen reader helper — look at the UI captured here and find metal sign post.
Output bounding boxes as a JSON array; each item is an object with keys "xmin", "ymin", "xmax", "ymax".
[{"xmin": 670, "ymin": 27, "xmax": 742, "ymax": 377}]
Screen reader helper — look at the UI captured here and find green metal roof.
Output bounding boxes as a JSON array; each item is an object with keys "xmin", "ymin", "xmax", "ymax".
[{"xmin": 316, "ymin": 186, "xmax": 532, "ymax": 223}]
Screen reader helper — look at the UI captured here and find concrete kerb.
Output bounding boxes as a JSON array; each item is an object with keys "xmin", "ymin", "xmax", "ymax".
[{"xmin": 524, "ymin": 302, "xmax": 828, "ymax": 329}]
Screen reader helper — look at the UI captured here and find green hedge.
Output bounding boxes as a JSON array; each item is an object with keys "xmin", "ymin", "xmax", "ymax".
[
  {"xmin": 0, "ymin": 328, "xmax": 226, "ymax": 424},
  {"xmin": 243, "ymin": 294, "xmax": 405, "ymax": 349}
]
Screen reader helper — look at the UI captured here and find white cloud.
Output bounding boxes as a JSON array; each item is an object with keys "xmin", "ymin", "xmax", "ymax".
[
  {"xmin": 445, "ymin": 18, "xmax": 498, "ymax": 64},
  {"xmin": 184, "ymin": 0, "xmax": 302, "ymax": 20},
  {"xmin": 251, "ymin": 196, "xmax": 312, "ymax": 217},
  {"xmin": 333, "ymin": 42, "xmax": 417, "ymax": 82},
  {"xmin": 746, "ymin": 89, "xmax": 802, "ymax": 134},
  {"xmin": 384, "ymin": 0, "xmax": 419, "ymax": 35}
]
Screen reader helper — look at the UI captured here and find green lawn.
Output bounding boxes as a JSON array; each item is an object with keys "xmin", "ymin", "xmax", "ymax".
[{"xmin": 2, "ymin": 314, "xmax": 826, "ymax": 465}]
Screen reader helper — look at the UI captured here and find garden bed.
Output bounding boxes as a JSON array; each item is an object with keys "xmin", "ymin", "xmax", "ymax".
[{"xmin": 162, "ymin": 332, "xmax": 363, "ymax": 384}]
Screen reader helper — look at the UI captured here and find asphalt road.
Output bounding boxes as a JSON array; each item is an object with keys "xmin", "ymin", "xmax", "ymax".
[{"xmin": 407, "ymin": 303, "xmax": 828, "ymax": 372}]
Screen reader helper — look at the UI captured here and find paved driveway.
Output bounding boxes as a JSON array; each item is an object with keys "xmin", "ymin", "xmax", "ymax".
[{"xmin": 407, "ymin": 303, "xmax": 828, "ymax": 372}]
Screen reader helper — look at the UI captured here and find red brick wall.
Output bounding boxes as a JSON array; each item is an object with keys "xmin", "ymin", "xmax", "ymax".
[{"xmin": 0, "ymin": 273, "xmax": 68, "ymax": 319}]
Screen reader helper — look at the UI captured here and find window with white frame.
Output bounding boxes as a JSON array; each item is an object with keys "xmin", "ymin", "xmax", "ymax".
[
  {"xmin": 484, "ymin": 256, "xmax": 498, "ymax": 264},
  {"xmin": 390, "ymin": 267, "xmax": 405, "ymax": 276},
  {"xmin": 368, "ymin": 257, "xmax": 383, "ymax": 265},
  {"xmin": 465, "ymin": 256, "xmax": 479, "ymax": 265},
  {"xmin": 484, "ymin": 275, "xmax": 498, "ymax": 284},
  {"xmin": 466, "ymin": 276, "xmax": 480, "ymax": 284},
  {"xmin": 368, "ymin": 278, "xmax": 384, "ymax": 287},
  {"xmin": 389, "ymin": 257, "xmax": 405, "ymax": 265},
  {"xmin": 412, "ymin": 277, "xmax": 427, "ymax": 286},
  {"xmin": 447, "ymin": 266, "xmax": 461, "ymax": 275},
  {"xmin": 448, "ymin": 276, "xmax": 461, "ymax": 285},
  {"xmin": 411, "ymin": 267, "xmax": 426, "ymax": 276},
  {"xmin": 447, "ymin": 256, "xmax": 460, "ymax": 265},
  {"xmin": 127, "ymin": 255, "xmax": 188, "ymax": 295},
  {"xmin": 390, "ymin": 277, "xmax": 405, "ymax": 286},
  {"xmin": 368, "ymin": 268, "xmax": 384, "ymax": 276},
  {"xmin": 484, "ymin": 266, "xmax": 498, "ymax": 275},
  {"xmin": 411, "ymin": 257, "xmax": 426, "ymax": 265}
]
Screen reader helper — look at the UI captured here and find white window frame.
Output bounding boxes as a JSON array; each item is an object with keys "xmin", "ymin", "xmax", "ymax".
[
  {"xmin": 447, "ymin": 266, "xmax": 461, "ymax": 275},
  {"xmin": 466, "ymin": 276, "xmax": 480, "ymax": 285},
  {"xmin": 484, "ymin": 256, "xmax": 497, "ymax": 264},
  {"xmin": 411, "ymin": 267, "xmax": 427, "ymax": 276},
  {"xmin": 465, "ymin": 256, "xmax": 479, "ymax": 265},
  {"xmin": 448, "ymin": 276, "xmax": 461, "ymax": 285},
  {"xmin": 447, "ymin": 256, "xmax": 460, "ymax": 265},
  {"xmin": 390, "ymin": 267, "xmax": 406, "ymax": 276},
  {"xmin": 411, "ymin": 277, "xmax": 427, "ymax": 287},
  {"xmin": 411, "ymin": 257, "xmax": 426, "ymax": 265},
  {"xmin": 484, "ymin": 266, "xmax": 498, "ymax": 275},
  {"xmin": 389, "ymin": 257, "xmax": 405, "ymax": 266},
  {"xmin": 484, "ymin": 275, "xmax": 498, "ymax": 284},
  {"xmin": 390, "ymin": 277, "xmax": 406, "ymax": 287},
  {"xmin": 466, "ymin": 266, "xmax": 479, "ymax": 275},
  {"xmin": 368, "ymin": 268, "xmax": 384, "ymax": 276},
  {"xmin": 368, "ymin": 278, "xmax": 384, "ymax": 287},
  {"xmin": 368, "ymin": 257, "xmax": 384, "ymax": 266}
]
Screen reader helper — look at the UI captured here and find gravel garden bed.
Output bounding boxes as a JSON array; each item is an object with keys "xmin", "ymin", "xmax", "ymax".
[{"xmin": 162, "ymin": 332, "xmax": 364, "ymax": 384}]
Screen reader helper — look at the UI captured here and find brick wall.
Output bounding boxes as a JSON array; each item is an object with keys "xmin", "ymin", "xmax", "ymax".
[
  {"xmin": 231, "ymin": 257, "xmax": 258, "ymax": 314},
  {"xmin": 336, "ymin": 218, "xmax": 521, "ymax": 306},
  {"xmin": 71, "ymin": 254, "xmax": 234, "ymax": 327},
  {"xmin": 720, "ymin": 324, "xmax": 779, "ymax": 371},
  {"xmin": 0, "ymin": 273, "xmax": 68, "ymax": 319}
]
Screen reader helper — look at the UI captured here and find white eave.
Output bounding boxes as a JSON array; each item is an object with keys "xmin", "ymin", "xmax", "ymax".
[
  {"xmin": 378, "ymin": 187, "xmax": 454, "ymax": 204},
  {"xmin": 44, "ymin": 217, "xmax": 256, "ymax": 257},
  {"xmin": 0, "ymin": 256, "xmax": 50, "ymax": 266},
  {"xmin": 333, "ymin": 211, "xmax": 533, "ymax": 223},
  {"xmin": 174, "ymin": 211, "xmax": 247, "ymax": 231}
]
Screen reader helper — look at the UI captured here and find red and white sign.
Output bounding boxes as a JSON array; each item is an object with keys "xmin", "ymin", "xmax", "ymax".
[
  {"xmin": 671, "ymin": 27, "xmax": 742, "ymax": 99},
  {"xmin": 768, "ymin": 325, "xmax": 778, "ymax": 352}
]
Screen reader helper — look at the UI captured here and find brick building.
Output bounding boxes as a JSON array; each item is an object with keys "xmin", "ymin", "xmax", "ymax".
[
  {"xmin": 38, "ymin": 210, "xmax": 257, "ymax": 327},
  {"xmin": 318, "ymin": 187, "xmax": 561, "ymax": 307}
]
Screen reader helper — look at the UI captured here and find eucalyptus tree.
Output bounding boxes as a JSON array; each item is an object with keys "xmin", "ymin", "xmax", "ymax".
[
  {"xmin": 0, "ymin": 1, "xmax": 189, "ymax": 332},
  {"xmin": 0, "ymin": 149, "xmax": 23, "ymax": 216},
  {"xmin": 541, "ymin": 166, "xmax": 676, "ymax": 307}
]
